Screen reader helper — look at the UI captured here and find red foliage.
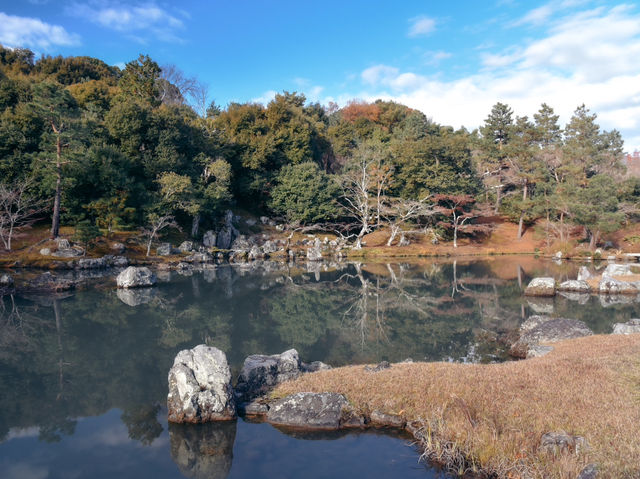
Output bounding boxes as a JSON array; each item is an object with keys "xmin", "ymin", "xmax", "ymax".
[{"xmin": 340, "ymin": 100, "xmax": 381, "ymax": 124}]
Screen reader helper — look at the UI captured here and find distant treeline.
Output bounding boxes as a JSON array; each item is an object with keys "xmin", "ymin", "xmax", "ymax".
[{"xmin": 0, "ymin": 46, "xmax": 637, "ymax": 249}]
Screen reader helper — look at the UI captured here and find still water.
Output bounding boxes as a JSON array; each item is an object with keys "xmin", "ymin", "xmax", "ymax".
[{"xmin": 1, "ymin": 258, "xmax": 637, "ymax": 478}]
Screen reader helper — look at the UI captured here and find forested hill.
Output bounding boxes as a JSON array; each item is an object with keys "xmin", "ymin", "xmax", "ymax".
[{"xmin": 0, "ymin": 46, "xmax": 637, "ymax": 250}]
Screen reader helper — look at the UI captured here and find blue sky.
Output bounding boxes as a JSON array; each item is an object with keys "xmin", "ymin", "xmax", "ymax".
[{"xmin": 1, "ymin": 0, "xmax": 639, "ymax": 150}]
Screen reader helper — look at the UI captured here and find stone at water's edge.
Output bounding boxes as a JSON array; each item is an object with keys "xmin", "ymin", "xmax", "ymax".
[
  {"xmin": 557, "ymin": 280, "xmax": 590, "ymax": 293},
  {"xmin": 116, "ymin": 266, "xmax": 156, "ymax": 288},
  {"xmin": 0, "ymin": 274, "xmax": 13, "ymax": 287},
  {"xmin": 524, "ymin": 277, "xmax": 556, "ymax": 297},
  {"xmin": 510, "ymin": 318, "xmax": 593, "ymax": 358},
  {"xmin": 235, "ymin": 349, "xmax": 301, "ymax": 403},
  {"xmin": 168, "ymin": 345, "xmax": 236, "ymax": 423},
  {"xmin": 598, "ymin": 276, "xmax": 638, "ymax": 295},
  {"xmin": 612, "ymin": 318, "xmax": 640, "ymax": 334},
  {"xmin": 266, "ymin": 392, "xmax": 349, "ymax": 430}
]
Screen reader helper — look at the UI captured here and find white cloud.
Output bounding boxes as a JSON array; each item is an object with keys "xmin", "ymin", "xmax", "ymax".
[
  {"xmin": 424, "ymin": 50, "xmax": 452, "ymax": 66},
  {"xmin": 0, "ymin": 13, "xmax": 80, "ymax": 50},
  {"xmin": 251, "ymin": 90, "xmax": 277, "ymax": 105},
  {"xmin": 512, "ymin": 5, "xmax": 554, "ymax": 26},
  {"xmin": 408, "ymin": 16, "xmax": 436, "ymax": 37},
  {"xmin": 69, "ymin": 2, "xmax": 184, "ymax": 42},
  {"xmin": 352, "ymin": 5, "xmax": 640, "ymax": 151}
]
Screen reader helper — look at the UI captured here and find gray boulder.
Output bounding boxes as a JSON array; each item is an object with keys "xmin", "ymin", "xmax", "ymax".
[
  {"xmin": 179, "ymin": 241, "xmax": 194, "ymax": 253},
  {"xmin": 39, "ymin": 247, "xmax": 51, "ymax": 256},
  {"xmin": 248, "ymin": 245, "xmax": 264, "ymax": 260},
  {"xmin": 77, "ymin": 257, "xmax": 107, "ymax": 269},
  {"xmin": 557, "ymin": 280, "xmax": 590, "ymax": 293},
  {"xmin": 262, "ymin": 240, "xmax": 278, "ymax": 254},
  {"xmin": 51, "ymin": 247, "xmax": 83, "ymax": 258},
  {"xmin": 577, "ymin": 464, "xmax": 598, "ymax": 479},
  {"xmin": 56, "ymin": 238, "xmax": 71, "ymax": 249},
  {"xmin": 0, "ymin": 274, "xmax": 13, "ymax": 287},
  {"xmin": 235, "ymin": 349, "xmax": 301, "ymax": 402},
  {"xmin": 203, "ymin": 231, "xmax": 217, "ymax": 248},
  {"xmin": 111, "ymin": 242, "xmax": 126, "ymax": 254},
  {"xmin": 612, "ymin": 318, "xmax": 640, "ymax": 335},
  {"xmin": 116, "ymin": 266, "xmax": 157, "ymax": 288},
  {"xmin": 168, "ymin": 345, "xmax": 236, "ymax": 423},
  {"xmin": 231, "ymin": 235, "xmax": 251, "ymax": 251},
  {"xmin": 104, "ymin": 255, "xmax": 128, "ymax": 267},
  {"xmin": 524, "ymin": 277, "xmax": 556, "ymax": 297},
  {"xmin": 539, "ymin": 431, "xmax": 588, "ymax": 455},
  {"xmin": 599, "ymin": 276, "xmax": 637, "ymax": 295},
  {"xmin": 301, "ymin": 361, "xmax": 331, "ymax": 373},
  {"xmin": 185, "ymin": 252, "xmax": 213, "ymax": 263},
  {"xmin": 577, "ymin": 266, "xmax": 592, "ymax": 281},
  {"xmin": 169, "ymin": 421, "xmax": 236, "ymax": 479},
  {"xmin": 266, "ymin": 392, "xmax": 349, "ymax": 430},
  {"xmin": 511, "ymin": 318, "xmax": 593, "ymax": 358},
  {"xmin": 157, "ymin": 243, "xmax": 179, "ymax": 256}
]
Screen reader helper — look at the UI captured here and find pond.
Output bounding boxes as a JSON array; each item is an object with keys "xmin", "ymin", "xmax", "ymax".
[{"xmin": 1, "ymin": 258, "xmax": 638, "ymax": 478}]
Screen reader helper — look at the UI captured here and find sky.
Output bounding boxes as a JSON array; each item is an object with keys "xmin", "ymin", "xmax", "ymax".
[{"xmin": 1, "ymin": 0, "xmax": 639, "ymax": 151}]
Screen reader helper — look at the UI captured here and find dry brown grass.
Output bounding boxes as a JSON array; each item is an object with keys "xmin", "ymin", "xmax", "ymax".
[{"xmin": 275, "ymin": 335, "xmax": 640, "ymax": 478}]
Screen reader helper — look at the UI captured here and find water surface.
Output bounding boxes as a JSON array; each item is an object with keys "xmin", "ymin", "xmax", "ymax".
[{"xmin": 1, "ymin": 258, "xmax": 637, "ymax": 478}]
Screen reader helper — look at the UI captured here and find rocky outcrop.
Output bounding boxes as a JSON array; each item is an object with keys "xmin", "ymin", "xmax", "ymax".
[
  {"xmin": 116, "ymin": 266, "xmax": 157, "ymax": 288},
  {"xmin": 216, "ymin": 211, "xmax": 239, "ymax": 249},
  {"xmin": 612, "ymin": 318, "xmax": 640, "ymax": 334},
  {"xmin": 169, "ymin": 422, "xmax": 236, "ymax": 479},
  {"xmin": 168, "ymin": 345, "xmax": 236, "ymax": 423},
  {"xmin": 524, "ymin": 277, "xmax": 556, "ymax": 297},
  {"xmin": 266, "ymin": 392, "xmax": 349, "ymax": 430},
  {"xmin": 511, "ymin": 318, "xmax": 593, "ymax": 358},
  {"xmin": 235, "ymin": 349, "xmax": 301, "ymax": 403},
  {"xmin": 557, "ymin": 280, "xmax": 590, "ymax": 293}
]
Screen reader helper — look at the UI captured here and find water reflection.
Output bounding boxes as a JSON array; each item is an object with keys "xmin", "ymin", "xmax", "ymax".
[
  {"xmin": 170, "ymin": 422, "xmax": 236, "ymax": 479},
  {"xmin": 1, "ymin": 259, "xmax": 640, "ymax": 477}
]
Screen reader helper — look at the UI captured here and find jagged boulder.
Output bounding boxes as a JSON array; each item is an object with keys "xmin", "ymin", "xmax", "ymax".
[
  {"xmin": 612, "ymin": 318, "xmax": 640, "ymax": 335},
  {"xmin": 235, "ymin": 349, "xmax": 301, "ymax": 402},
  {"xmin": 178, "ymin": 241, "xmax": 194, "ymax": 253},
  {"xmin": 539, "ymin": 431, "xmax": 588, "ymax": 455},
  {"xmin": 524, "ymin": 277, "xmax": 556, "ymax": 297},
  {"xmin": 116, "ymin": 266, "xmax": 157, "ymax": 288},
  {"xmin": 168, "ymin": 345, "xmax": 236, "ymax": 423},
  {"xmin": 266, "ymin": 392, "xmax": 349, "ymax": 430},
  {"xmin": 77, "ymin": 257, "xmax": 107, "ymax": 269},
  {"xmin": 157, "ymin": 243, "xmax": 180, "ymax": 256},
  {"xmin": 185, "ymin": 252, "xmax": 213, "ymax": 263}
]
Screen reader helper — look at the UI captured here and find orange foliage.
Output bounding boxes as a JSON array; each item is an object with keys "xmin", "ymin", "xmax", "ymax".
[{"xmin": 340, "ymin": 100, "xmax": 381, "ymax": 123}]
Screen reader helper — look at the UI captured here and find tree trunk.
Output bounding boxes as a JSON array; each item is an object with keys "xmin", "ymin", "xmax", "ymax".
[
  {"xmin": 453, "ymin": 218, "xmax": 459, "ymax": 248},
  {"xmin": 51, "ymin": 135, "xmax": 62, "ymax": 239},
  {"xmin": 517, "ymin": 182, "xmax": 528, "ymax": 240},
  {"xmin": 589, "ymin": 230, "xmax": 599, "ymax": 250},
  {"xmin": 494, "ymin": 185, "xmax": 501, "ymax": 214},
  {"xmin": 387, "ymin": 225, "xmax": 400, "ymax": 246}
]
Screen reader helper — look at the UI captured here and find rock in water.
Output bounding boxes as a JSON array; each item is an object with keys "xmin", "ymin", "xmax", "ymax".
[
  {"xmin": 524, "ymin": 277, "xmax": 556, "ymax": 296},
  {"xmin": 116, "ymin": 266, "xmax": 157, "ymax": 288},
  {"xmin": 598, "ymin": 276, "xmax": 638, "ymax": 295},
  {"xmin": 266, "ymin": 392, "xmax": 349, "ymax": 430},
  {"xmin": 235, "ymin": 349, "xmax": 301, "ymax": 402},
  {"xmin": 169, "ymin": 422, "xmax": 236, "ymax": 479},
  {"xmin": 510, "ymin": 318, "xmax": 593, "ymax": 358},
  {"xmin": 557, "ymin": 280, "xmax": 590, "ymax": 293},
  {"xmin": 168, "ymin": 345, "xmax": 236, "ymax": 423}
]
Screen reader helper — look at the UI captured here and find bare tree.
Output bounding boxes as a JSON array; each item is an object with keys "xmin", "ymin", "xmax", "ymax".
[
  {"xmin": 0, "ymin": 179, "xmax": 44, "ymax": 250},
  {"xmin": 434, "ymin": 195, "xmax": 492, "ymax": 248},
  {"xmin": 159, "ymin": 64, "xmax": 209, "ymax": 117},
  {"xmin": 382, "ymin": 196, "xmax": 435, "ymax": 246},
  {"xmin": 341, "ymin": 157, "xmax": 374, "ymax": 249},
  {"xmin": 141, "ymin": 213, "xmax": 180, "ymax": 256}
]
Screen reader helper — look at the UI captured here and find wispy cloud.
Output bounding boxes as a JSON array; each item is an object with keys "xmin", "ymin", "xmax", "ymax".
[
  {"xmin": 353, "ymin": 5, "xmax": 640, "ymax": 151},
  {"xmin": 0, "ymin": 12, "xmax": 80, "ymax": 50},
  {"xmin": 408, "ymin": 15, "xmax": 436, "ymax": 37},
  {"xmin": 68, "ymin": 2, "xmax": 185, "ymax": 43}
]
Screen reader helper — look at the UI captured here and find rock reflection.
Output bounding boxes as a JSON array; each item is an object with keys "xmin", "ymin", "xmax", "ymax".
[{"xmin": 169, "ymin": 421, "xmax": 236, "ymax": 479}]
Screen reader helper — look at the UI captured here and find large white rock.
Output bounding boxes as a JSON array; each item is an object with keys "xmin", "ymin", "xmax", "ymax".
[
  {"xmin": 557, "ymin": 280, "xmax": 590, "ymax": 293},
  {"xmin": 524, "ymin": 277, "xmax": 556, "ymax": 297},
  {"xmin": 602, "ymin": 263, "xmax": 635, "ymax": 277},
  {"xmin": 116, "ymin": 266, "xmax": 157, "ymax": 288},
  {"xmin": 599, "ymin": 276, "xmax": 638, "ymax": 295},
  {"xmin": 612, "ymin": 319, "xmax": 640, "ymax": 335},
  {"xmin": 168, "ymin": 345, "xmax": 236, "ymax": 423}
]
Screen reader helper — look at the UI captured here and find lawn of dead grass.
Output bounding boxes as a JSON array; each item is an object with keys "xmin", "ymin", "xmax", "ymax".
[{"xmin": 275, "ymin": 335, "xmax": 640, "ymax": 478}]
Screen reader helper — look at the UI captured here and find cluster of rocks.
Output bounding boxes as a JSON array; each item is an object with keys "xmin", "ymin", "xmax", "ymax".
[
  {"xmin": 167, "ymin": 345, "xmax": 407, "ymax": 433},
  {"xmin": 39, "ymin": 238, "xmax": 84, "ymax": 258},
  {"xmin": 525, "ymin": 263, "xmax": 640, "ymax": 298}
]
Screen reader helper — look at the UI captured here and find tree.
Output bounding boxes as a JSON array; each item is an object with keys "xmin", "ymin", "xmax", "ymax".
[
  {"xmin": 434, "ymin": 194, "xmax": 490, "ymax": 248},
  {"xmin": 73, "ymin": 220, "xmax": 101, "ymax": 256},
  {"xmin": 141, "ymin": 213, "xmax": 180, "ymax": 256},
  {"xmin": 84, "ymin": 194, "xmax": 135, "ymax": 236},
  {"xmin": 118, "ymin": 54, "xmax": 161, "ymax": 106},
  {"xmin": 382, "ymin": 196, "xmax": 434, "ymax": 246},
  {"xmin": 269, "ymin": 162, "xmax": 339, "ymax": 224},
  {"xmin": 0, "ymin": 179, "xmax": 43, "ymax": 250}
]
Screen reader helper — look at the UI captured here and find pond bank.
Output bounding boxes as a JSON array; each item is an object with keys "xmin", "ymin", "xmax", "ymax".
[{"xmin": 273, "ymin": 335, "xmax": 640, "ymax": 478}]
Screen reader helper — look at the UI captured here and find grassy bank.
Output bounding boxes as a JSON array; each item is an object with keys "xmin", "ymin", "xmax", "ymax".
[{"xmin": 275, "ymin": 335, "xmax": 640, "ymax": 478}]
